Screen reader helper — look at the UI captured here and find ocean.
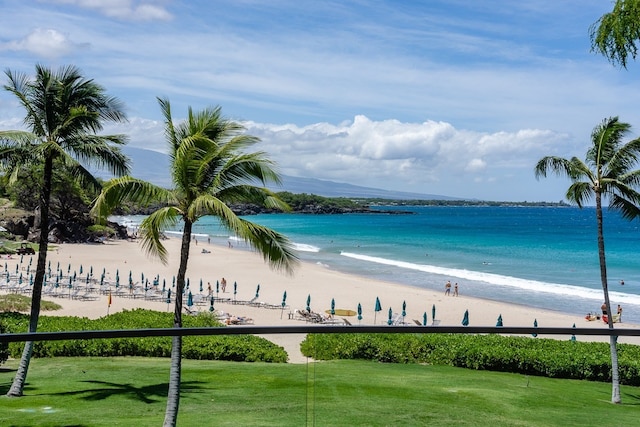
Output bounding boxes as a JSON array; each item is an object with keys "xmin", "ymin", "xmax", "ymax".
[{"xmin": 112, "ymin": 205, "xmax": 640, "ymax": 324}]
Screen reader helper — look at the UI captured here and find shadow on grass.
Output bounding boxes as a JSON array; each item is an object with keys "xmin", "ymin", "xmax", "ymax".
[{"xmin": 41, "ymin": 380, "xmax": 206, "ymax": 404}]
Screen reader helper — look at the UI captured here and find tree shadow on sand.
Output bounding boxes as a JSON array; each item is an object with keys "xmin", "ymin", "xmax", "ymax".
[{"xmin": 40, "ymin": 380, "xmax": 207, "ymax": 404}]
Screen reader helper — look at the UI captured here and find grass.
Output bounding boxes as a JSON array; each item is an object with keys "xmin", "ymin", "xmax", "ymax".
[
  {"xmin": 0, "ymin": 357, "xmax": 639, "ymax": 426},
  {"xmin": 0, "ymin": 295, "xmax": 61, "ymax": 313}
]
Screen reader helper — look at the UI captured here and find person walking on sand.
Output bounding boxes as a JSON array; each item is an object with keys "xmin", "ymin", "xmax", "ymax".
[
  {"xmin": 453, "ymin": 282, "xmax": 459, "ymax": 297},
  {"xmin": 207, "ymin": 281, "xmax": 212, "ymax": 297},
  {"xmin": 221, "ymin": 277, "xmax": 227, "ymax": 292},
  {"xmin": 444, "ymin": 280, "xmax": 451, "ymax": 296},
  {"xmin": 617, "ymin": 304, "xmax": 623, "ymax": 322}
]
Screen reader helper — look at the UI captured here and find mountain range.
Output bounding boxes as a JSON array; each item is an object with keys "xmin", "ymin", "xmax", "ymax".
[{"xmin": 116, "ymin": 146, "xmax": 458, "ymax": 200}]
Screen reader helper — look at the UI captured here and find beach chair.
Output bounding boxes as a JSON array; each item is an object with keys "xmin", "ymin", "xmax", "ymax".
[{"xmin": 413, "ymin": 319, "xmax": 422, "ymax": 326}]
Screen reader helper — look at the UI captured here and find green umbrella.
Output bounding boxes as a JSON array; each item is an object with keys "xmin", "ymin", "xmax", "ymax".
[
  {"xmin": 432, "ymin": 304, "xmax": 436, "ymax": 325},
  {"xmin": 571, "ymin": 323, "xmax": 577, "ymax": 342},
  {"xmin": 233, "ymin": 282, "xmax": 237, "ymax": 300},
  {"xmin": 199, "ymin": 279, "xmax": 203, "ymax": 293},
  {"xmin": 374, "ymin": 297, "xmax": 382, "ymax": 324},
  {"xmin": 166, "ymin": 288, "xmax": 172, "ymax": 304},
  {"xmin": 387, "ymin": 307, "xmax": 393, "ymax": 325},
  {"xmin": 209, "ymin": 296, "xmax": 215, "ymax": 312},
  {"xmin": 330, "ymin": 298, "xmax": 335, "ymax": 315},
  {"xmin": 79, "ymin": 265, "xmax": 83, "ymax": 275},
  {"xmin": 532, "ymin": 319, "xmax": 538, "ymax": 337},
  {"xmin": 187, "ymin": 291, "xmax": 193, "ymax": 308},
  {"xmin": 280, "ymin": 291, "xmax": 287, "ymax": 319},
  {"xmin": 423, "ymin": 311, "xmax": 427, "ymax": 326},
  {"xmin": 306, "ymin": 294, "xmax": 311, "ymax": 311},
  {"xmin": 216, "ymin": 280, "xmax": 219, "ymax": 297},
  {"xmin": 357, "ymin": 303, "xmax": 363, "ymax": 323},
  {"xmin": 402, "ymin": 300, "xmax": 407, "ymax": 321},
  {"xmin": 255, "ymin": 284, "xmax": 260, "ymax": 299},
  {"xmin": 496, "ymin": 314, "xmax": 503, "ymax": 327},
  {"xmin": 461, "ymin": 309, "xmax": 469, "ymax": 326}
]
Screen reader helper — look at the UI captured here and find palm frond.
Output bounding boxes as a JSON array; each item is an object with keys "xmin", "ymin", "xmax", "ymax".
[
  {"xmin": 91, "ymin": 176, "xmax": 173, "ymax": 222},
  {"xmin": 139, "ymin": 207, "xmax": 182, "ymax": 264},
  {"xmin": 566, "ymin": 182, "xmax": 593, "ymax": 207},
  {"xmin": 237, "ymin": 219, "xmax": 299, "ymax": 274}
]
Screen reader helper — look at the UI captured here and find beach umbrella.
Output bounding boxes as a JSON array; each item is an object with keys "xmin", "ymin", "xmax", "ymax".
[
  {"xmin": 234, "ymin": 282, "xmax": 238, "ymax": 300},
  {"xmin": 129, "ymin": 270, "xmax": 132, "ymax": 283},
  {"xmin": 85, "ymin": 273, "xmax": 90, "ymax": 284},
  {"xmin": 186, "ymin": 278, "xmax": 190, "ymax": 289},
  {"xmin": 187, "ymin": 291, "xmax": 193, "ymax": 308},
  {"xmin": 90, "ymin": 265, "xmax": 93, "ymax": 276},
  {"xmin": 423, "ymin": 311, "xmax": 427, "ymax": 326},
  {"xmin": 116, "ymin": 274, "xmax": 120, "ymax": 288},
  {"xmin": 55, "ymin": 275, "xmax": 59, "ymax": 288},
  {"xmin": 68, "ymin": 263, "xmax": 71, "ymax": 273},
  {"xmin": 162, "ymin": 279, "xmax": 166, "ymax": 292},
  {"xmin": 280, "ymin": 290, "xmax": 287, "ymax": 319},
  {"xmin": 374, "ymin": 297, "xmax": 382, "ymax": 324},
  {"xmin": 402, "ymin": 300, "xmax": 407, "ymax": 321},
  {"xmin": 141, "ymin": 272, "xmax": 145, "ymax": 283},
  {"xmin": 532, "ymin": 319, "xmax": 538, "ymax": 337},
  {"xmin": 18, "ymin": 273, "xmax": 22, "ymax": 284},
  {"xmin": 79, "ymin": 265, "xmax": 83, "ymax": 275},
  {"xmin": 199, "ymin": 279, "xmax": 203, "ymax": 293},
  {"xmin": 306, "ymin": 294, "xmax": 311, "ymax": 312},
  {"xmin": 357, "ymin": 303, "xmax": 363, "ymax": 323},
  {"xmin": 330, "ymin": 298, "xmax": 335, "ymax": 316},
  {"xmin": 216, "ymin": 280, "xmax": 219, "ymax": 297},
  {"xmin": 209, "ymin": 296, "xmax": 215, "ymax": 312},
  {"xmin": 172, "ymin": 275, "xmax": 176, "ymax": 288},
  {"xmin": 100, "ymin": 274, "xmax": 104, "ymax": 286},
  {"xmin": 387, "ymin": 307, "xmax": 393, "ymax": 325},
  {"xmin": 166, "ymin": 289, "xmax": 172, "ymax": 309},
  {"xmin": 255, "ymin": 284, "xmax": 260, "ymax": 299},
  {"xmin": 432, "ymin": 304, "xmax": 436, "ymax": 325},
  {"xmin": 571, "ymin": 323, "xmax": 577, "ymax": 342},
  {"xmin": 73, "ymin": 271, "xmax": 76, "ymax": 282},
  {"xmin": 496, "ymin": 314, "xmax": 503, "ymax": 327},
  {"xmin": 461, "ymin": 309, "xmax": 469, "ymax": 326},
  {"xmin": 15, "ymin": 264, "xmax": 18, "ymax": 274},
  {"xmin": 20, "ymin": 254, "xmax": 23, "ymax": 263}
]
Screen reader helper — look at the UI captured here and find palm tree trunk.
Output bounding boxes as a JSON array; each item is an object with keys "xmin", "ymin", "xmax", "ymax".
[
  {"xmin": 7, "ymin": 155, "xmax": 53, "ymax": 397},
  {"xmin": 595, "ymin": 191, "xmax": 621, "ymax": 403},
  {"xmin": 163, "ymin": 220, "xmax": 192, "ymax": 426}
]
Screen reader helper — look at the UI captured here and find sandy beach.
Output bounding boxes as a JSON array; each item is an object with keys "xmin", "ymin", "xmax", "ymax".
[{"xmin": 2, "ymin": 238, "xmax": 639, "ymax": 363}]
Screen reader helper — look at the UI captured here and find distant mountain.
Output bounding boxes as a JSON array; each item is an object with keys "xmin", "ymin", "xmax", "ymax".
[{"xmin": 116, "ymin": 146, "xmax": 458, "ymax": 200}]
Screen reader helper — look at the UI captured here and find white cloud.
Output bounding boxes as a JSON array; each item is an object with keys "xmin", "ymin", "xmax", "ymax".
[
  {"xmin": 45, "ymin": 0, "xmax": 172, "ymax": 21},
  {"xmin": 0, "ymin": 28, "xmax": 85, "ymax": 59}
]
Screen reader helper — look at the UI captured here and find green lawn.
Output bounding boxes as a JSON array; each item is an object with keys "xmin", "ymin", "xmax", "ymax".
[{"xmin": 1, "ymin": 357, "xmax": 638, "ymax": 426}]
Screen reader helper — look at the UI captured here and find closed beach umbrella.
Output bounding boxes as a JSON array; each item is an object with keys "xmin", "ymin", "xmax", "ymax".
[
  {"xmin": 186, "ymin": 278, "xmax": 190, "ymax": 290},
  {"xmin": 199, "ymin": 279, "xmax": 203, "ymax": 293},
  {"xmin": 216, "ymin": 280, "xmax": 219, "ymax": 296},
  {"xmin": 209, "ymin": 296, "xmax": 215, "ymax": 312},
  {"xmin": 68, "ymin": 263, "xmax": 71, "ymax": 273},
  {"xmin": 162, "ymin": 279, "xmax": 166, "ymax": 292},
  {"xmin": 402, "ymin": 300, "xmax": 407, "ymax": 321},
  {"xmin": 172, "ymin": 276, "xmax": 176, "ymax": 288},
  {"xmin": 141, "ymin": 272, "xmax": 145, "ymax": 283},
  {"xmin": 166, "ymin": 288, "xmax": 172, "ymax": 304},
  {"xmin": 532, "ymin": 319, "xmax": 538, "ymax": 337},
  {"xmin": 423, "ymin": 311, "xmax": 428, "ymax": 326},
  {"xmin": 462, "ymin": 309, "xmax": 469, "ymax": 326},
  {"xmin": 374, "ymin": 297, "xmax": 382, "ymax": 324},
  {"xmin": 387, "ymin": 307, "xmax": 393, "ymax": 325},
  {"xmin": 255, "ymin": 283, "xmax": 260, "ymax": 299},
  {"xmin": 187, "ymin": 291, "xmax": 193, "ymax": 308},
  {"xmin": 233, "ymin": 282, "xmax": 238, "ymax": 300},
  {"xmin": 15, "ymin": 264, "xmax": 18, "ymax": 274},
  {"xmin": 280, "ymin": 290, "xmax": 287, "ymax": 319},
  {"xmin": 432, "ymin": 304, "xmax": 436, "ymax": 325},
  {"xmin": 129, "ymin": 270, "xmax": 132, "ymax": 283},
  {"xmin": 357, "ymin": 303, "xmax": 363, "ymax": 323},
  {"xmin": 496, "ymin": 314, "xmax": 503, "ymax": 327},
  {"xmin": 79, "ymin": 265, "xmax": 83, "ymax": 275},
  {"xmin": 331, "ymin": 298, "xmax": 335, "ymax": 315},
  {"xmin": 73, "ymin": 271, "xmax": 76, "ymax": 281},
  {"xmin": 571, "ymin": 323, "xmax": 577, "ymax": 342},
  {"xmin": 306, "ymin": 294, "xmax": 311, "ymax": 312},
  {"xmin": 90, "ymin": 265, "xmax": 93, "ymax": 276}
]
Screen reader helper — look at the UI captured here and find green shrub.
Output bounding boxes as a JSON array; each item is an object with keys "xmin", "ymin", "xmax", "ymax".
[
  {"xmin": 1, "ymin": 309, "xmax": 287, "ymax": 363},
  {"xmin": 300, "ymin": 333, "xmax": 640, "ymax": 385}
]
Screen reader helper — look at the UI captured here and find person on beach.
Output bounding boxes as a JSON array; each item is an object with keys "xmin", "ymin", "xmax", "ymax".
[
  {"xmin": 221, "ymin": 277, "xmax": 227, "ymax": 292},
  {"xmin": 601, "ymin": 302, "xmax": 607, "ymax": 316},
  {"xmin": 617, "ymin": 304, "xmax": 623, "ymax": 322},
  {"xmin": 453, "ymin": 283, "xmax": 459, "ymax": 297},
  {"xmin": 207, "ymin": 282, "xmax": 212, "ymax": 296},
  {"xmin": 445, "ymin": 280, "xmax": 451, "ymax": 296}
]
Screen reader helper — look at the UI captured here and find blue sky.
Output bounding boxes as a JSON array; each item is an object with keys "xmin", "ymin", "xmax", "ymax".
[{"xmin": 0, "ymin": 0, "xmax": 638, "ymax": 201}]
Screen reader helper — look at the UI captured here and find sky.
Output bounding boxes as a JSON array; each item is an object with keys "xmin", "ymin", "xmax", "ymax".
[{"xmin": 0, "ymin": 0, "xmax": 638, "ymax": 201}]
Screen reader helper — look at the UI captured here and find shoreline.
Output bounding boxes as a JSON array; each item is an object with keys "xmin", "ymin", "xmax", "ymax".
[{"xmin": 3, "ymin": 238, "xmax": 639, "ymax": 363}]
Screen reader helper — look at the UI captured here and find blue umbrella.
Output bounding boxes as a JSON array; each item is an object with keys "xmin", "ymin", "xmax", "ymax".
[
  {"xmin": 73, "ymin": 271, "xmax": 76, "ymax": 282},
  {"xmin": 162, "ymin": 279, "xmax": 166, "ymax": 292},
  {"xmin": 199, "ymin": 279, "xmax": 203, "ymax": 293},
  {"xmin": 496, "ymin": 314, "xmax": 503, "ymax": 327},
  {"xmin": 331, "ymin": 298, "xmax": 335, "ymax": 316},
  {"xmin": 423, "ymin": 311, "xmax": 428, "ymax": 326},
  {"xmin": 255, "ymin": 283, "xmax": 260, "ymax": 299},
  {"xmin": 357, "ymin": 303, "xmax": 363, "ymax": 323},
  {"xmin": 209, "ymin": 296, "xmax": 215, "ymax": 312},
  {"xmin": 387, "ymin": 307, "xmax": 393, "ymax": 325},
  {"xmin": 571, "ymin": 323, "xmax": 577, "ymax": 342},
  {"xmin": 374, "ymin": 297, "xmax": 382, "ymax": 324},
  {"xmin": 306, "ymin": 294, "xmax": 311, "ymax": 311},
  {"xmin": 234, "ymin": 281, "xmax": 238, "ymax": 300},
  {"xmin": 216, "ymin": 280, "xmax": 219, "ymax": 297},
  {"xmin": 90, "ymin": 265, "xmax": 93, "ymax": 276},
  {"xmin": 532, "ymin": 319, "xmax": 538, "ymax": 337},
  {"xmin": 432, "ymin": 304, "xmax": 436, "ymax": 325},
  {"xmin": 129, "ymin": 270, "xmax": 132, "ymax": 283},
  {"xmin": 462, "ymin": 309, "xmax": 469, "ymax": 326},
  {"xmin": 68, "ymin": 263, "xmax": 71, "ymax": 273},
  {"xmin": 186, "ymin": 278, "xmax": 190, "ymax": 290},
  {"xmin": 402, "ymin": 300, "xmax": 407, "ymax": 321},
  {"xmin": 141, "ymin": 272, "xmax": 145, "ymax": 283},
  {"xmin": 166, "ymin": 289, "xmax": 172, "ymax": 306},
  {"xmin": 79, "ymin": 265, "xmax": 83, "ymax": 275},
  {"xmin": 280, "ymin": 290, "xmax": 287, "ymax": 319},
  {"xmin": 15, "ymin": 264, "xmax": 18, "ymax": 274},
  {"xmin": 187, "ymin": 291, "xmax": 193, "ymax": 308}
]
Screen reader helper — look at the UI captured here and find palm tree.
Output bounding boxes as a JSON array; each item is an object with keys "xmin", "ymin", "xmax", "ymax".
[
  {"xmin": 534, "ymin": 116, "xmax": 640, "ymax": 404},
  {"xmin": 91, "ymin": 97, "xmax": 298, "ymax": 427},
  {"xmin": 0, "ymin": 64, "xmax": 129, "ymax": 397},
  {"xmin": 590, "ymin": 0, "xmax": 640, "ymax": 69}
]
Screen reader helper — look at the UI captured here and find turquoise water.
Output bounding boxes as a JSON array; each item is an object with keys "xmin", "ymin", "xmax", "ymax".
[{"xmin": 113, "ymin": 206, "xmax": 640, "ymax": 323}]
